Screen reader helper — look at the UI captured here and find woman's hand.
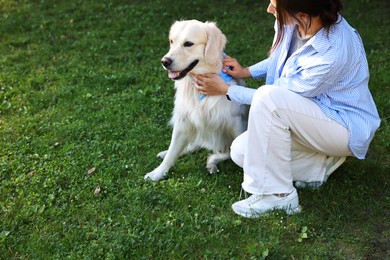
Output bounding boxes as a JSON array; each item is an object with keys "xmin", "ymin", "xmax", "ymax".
[
  {"xmin": 223, "ymin": 55, "xmax": 251, "ymax": 79},
  {"xmin": 192, "ymin": 73, "xmax": 229, "ymax": 96}
]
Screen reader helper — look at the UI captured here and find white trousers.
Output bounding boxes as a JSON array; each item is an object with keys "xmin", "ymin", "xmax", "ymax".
[{"xmin": 231, "ymin": 85, "xmax": 352, "ymax": 195}]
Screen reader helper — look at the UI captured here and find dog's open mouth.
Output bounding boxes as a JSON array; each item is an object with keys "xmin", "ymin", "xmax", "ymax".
[{"xmin": 168, "ymin": 60, "xmax": 199, "ymax": 80}]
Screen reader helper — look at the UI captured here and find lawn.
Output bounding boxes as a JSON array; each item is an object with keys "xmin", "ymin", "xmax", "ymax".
[{"xmin": 0, "ymin": 0, "xmax": 389, "ymax": 258}]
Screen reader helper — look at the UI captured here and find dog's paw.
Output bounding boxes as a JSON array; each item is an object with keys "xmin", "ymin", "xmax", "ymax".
[
  {"xmin": 144, "ymin": 170, "xmax": 166, "ymax": 182},
  {"xmin": 206, "ymin": 164, "xmax": 219, "ymax": 174},
  {"xmin": 157, "ymin": 150, "xmax": 168, "ymax": 159}
]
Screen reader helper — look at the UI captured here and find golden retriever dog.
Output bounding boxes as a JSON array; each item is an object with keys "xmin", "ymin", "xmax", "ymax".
[{"xmin": 145, "ymin": 20, "xmax": 248, "ymax": 181}]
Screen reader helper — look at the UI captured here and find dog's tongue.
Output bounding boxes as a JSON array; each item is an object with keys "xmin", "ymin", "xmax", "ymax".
[{"xmin": 168, "ymin": 71, "xmax": 180, "ymax": 79}]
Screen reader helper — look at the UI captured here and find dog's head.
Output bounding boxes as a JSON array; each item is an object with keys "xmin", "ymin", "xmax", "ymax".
[{"xmin": 161, "ymin": 20, "xmax": 227, "ymax": 80}]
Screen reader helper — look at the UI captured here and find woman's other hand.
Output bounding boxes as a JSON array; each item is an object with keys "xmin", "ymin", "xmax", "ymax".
[{"xmin": 223, "ymin": 55, "xmax": 251, "ymax": 79}]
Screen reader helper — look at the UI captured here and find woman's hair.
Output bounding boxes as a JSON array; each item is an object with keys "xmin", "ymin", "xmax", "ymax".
[{"xmin": 270, "ymin": 0, "xmax": 343, "ymax": 54}]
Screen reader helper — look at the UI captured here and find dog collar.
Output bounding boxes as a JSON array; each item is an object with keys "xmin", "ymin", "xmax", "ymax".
[{"xmin": 219, "ymin": 70, "xmax": 233, "ymax": 84}]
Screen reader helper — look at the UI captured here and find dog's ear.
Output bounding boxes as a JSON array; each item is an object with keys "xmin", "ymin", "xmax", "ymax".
[{"xmin": 204, "ymin": 22, "xmax": 227, "ymax": 65}]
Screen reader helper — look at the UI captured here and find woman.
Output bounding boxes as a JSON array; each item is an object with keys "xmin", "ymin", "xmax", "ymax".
[{"xmin": 193, "ymin": 0, "xmax": 381, "ymax": 218}]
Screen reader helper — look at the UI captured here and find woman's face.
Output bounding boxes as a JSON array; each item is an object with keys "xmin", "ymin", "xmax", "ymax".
[
  {"xmin": 267, "ymin": 0, "xmax": 277, "ymax": 18},
  {"xmin": 267, "ymin": 0, "xmax": 295, "ymax": 24}
]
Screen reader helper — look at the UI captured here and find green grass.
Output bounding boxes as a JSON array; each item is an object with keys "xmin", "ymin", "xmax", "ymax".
[{"xmin": 0, "ymin": 0, "xmax": 389, "ymax": 258}]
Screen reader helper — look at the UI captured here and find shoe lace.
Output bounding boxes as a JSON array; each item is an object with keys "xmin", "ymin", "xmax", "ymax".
[{"xmin": 239, "ymin": 187, "xmax": 249, "ymax": 199}]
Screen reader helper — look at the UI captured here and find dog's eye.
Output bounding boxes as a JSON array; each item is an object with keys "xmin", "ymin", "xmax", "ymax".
[
  {"xmin": 170, "ymin": 39, "xmax": 173, "ymax": 44},
  {"xmin": 183, "ymin": 41, "xmax": 194, "ymax": 47}
]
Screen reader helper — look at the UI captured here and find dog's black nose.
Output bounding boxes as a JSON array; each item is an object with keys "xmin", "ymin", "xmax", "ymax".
[{"xmin": 161, "ymin": 57, "xmax": 172, "ymax": 68}]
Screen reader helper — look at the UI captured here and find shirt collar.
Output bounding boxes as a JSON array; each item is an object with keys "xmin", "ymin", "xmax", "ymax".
[{"xmin": 305, "ymin": 15, "xmax": 343, "ymax": 54}]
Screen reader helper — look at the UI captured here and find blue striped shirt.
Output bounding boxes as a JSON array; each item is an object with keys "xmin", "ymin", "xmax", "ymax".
[{"xmin": 227, "ymin": 16, "xmax": 381, "ymax": 159}]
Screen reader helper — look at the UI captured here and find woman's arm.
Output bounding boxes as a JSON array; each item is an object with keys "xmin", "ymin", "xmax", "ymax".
[
  {"xmin": 193, "ymin": 55, "xmax": 270, "ymax": 105},
  {"xmin": 227, "ymin": 85, "xmax": 256, "ymax": 105},
  {"xmin": 247, "ymin": 57, "xmax": 271, "ymax": 80},
  {"xmin": 192, "ymin": 73, "xmax": 256, "ymax": 106}
]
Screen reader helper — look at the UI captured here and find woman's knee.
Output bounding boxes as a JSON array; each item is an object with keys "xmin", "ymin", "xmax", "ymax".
[
  {"xmin": 252, "ymin": 85, "xmax": 295, "ymax": 112},
  {"xmin": 230, "ymin": 132, "xmax": 247, "ymax": 168},
  {"xmin": 251, "ymin": 85, "xmax": 277, "ymax": 113}
]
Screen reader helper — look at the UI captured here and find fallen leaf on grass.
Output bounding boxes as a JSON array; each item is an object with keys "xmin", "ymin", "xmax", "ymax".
[
  {"xmin": 94, "ymin": 186, "xmax": 101, "ymax": 196},
  {"xmin": 27, "ymin": 171, "xmax": 36, "ymax": 178},
  {"xmin": 87, "ymin": 167, "xmax": 96, "ymax": 175}
]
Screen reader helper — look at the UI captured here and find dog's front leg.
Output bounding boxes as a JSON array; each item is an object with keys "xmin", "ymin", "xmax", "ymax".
[{"xmin": 144, "ymin": 126, "xmax": 189, "ymax": 181}]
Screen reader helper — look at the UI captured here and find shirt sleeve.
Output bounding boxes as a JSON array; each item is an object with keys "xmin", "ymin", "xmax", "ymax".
[
  {"xmin": 227, "ymin": 84, "xmax": 256, "ymax": 105},
  {"xmin": 248, "ymin": 58, "xmax": 270, "ymax": 80}
]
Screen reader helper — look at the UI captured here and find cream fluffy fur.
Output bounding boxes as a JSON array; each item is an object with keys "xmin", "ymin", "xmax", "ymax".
[{"xmin": 145, "ymin": 20, "xmax": 248, "ymax": 182}]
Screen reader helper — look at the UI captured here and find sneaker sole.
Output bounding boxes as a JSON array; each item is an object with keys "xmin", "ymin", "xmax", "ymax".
[
  {"xmin": 295, "ymin": 181, "xmax": 323, "ymax": 189},
  {"xmin": 232, "ymin": 204, "xmax": 301, "ymax": 218}
]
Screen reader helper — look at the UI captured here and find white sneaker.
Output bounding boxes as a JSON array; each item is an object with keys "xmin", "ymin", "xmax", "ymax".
[
  {"xmin": 325, "ymin": 156, "xmax": 346, "ymax": 178},
  {"xmin": 294, "ymin": 181, "xmax": 323, "ymax": 189},
  {"xmin": 295, "ymin": 156, "xmax": 347, "ymax": 189},
  {"xmin": 232, "ymin": 189, "xmax": 301, "ymax": 218}
]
